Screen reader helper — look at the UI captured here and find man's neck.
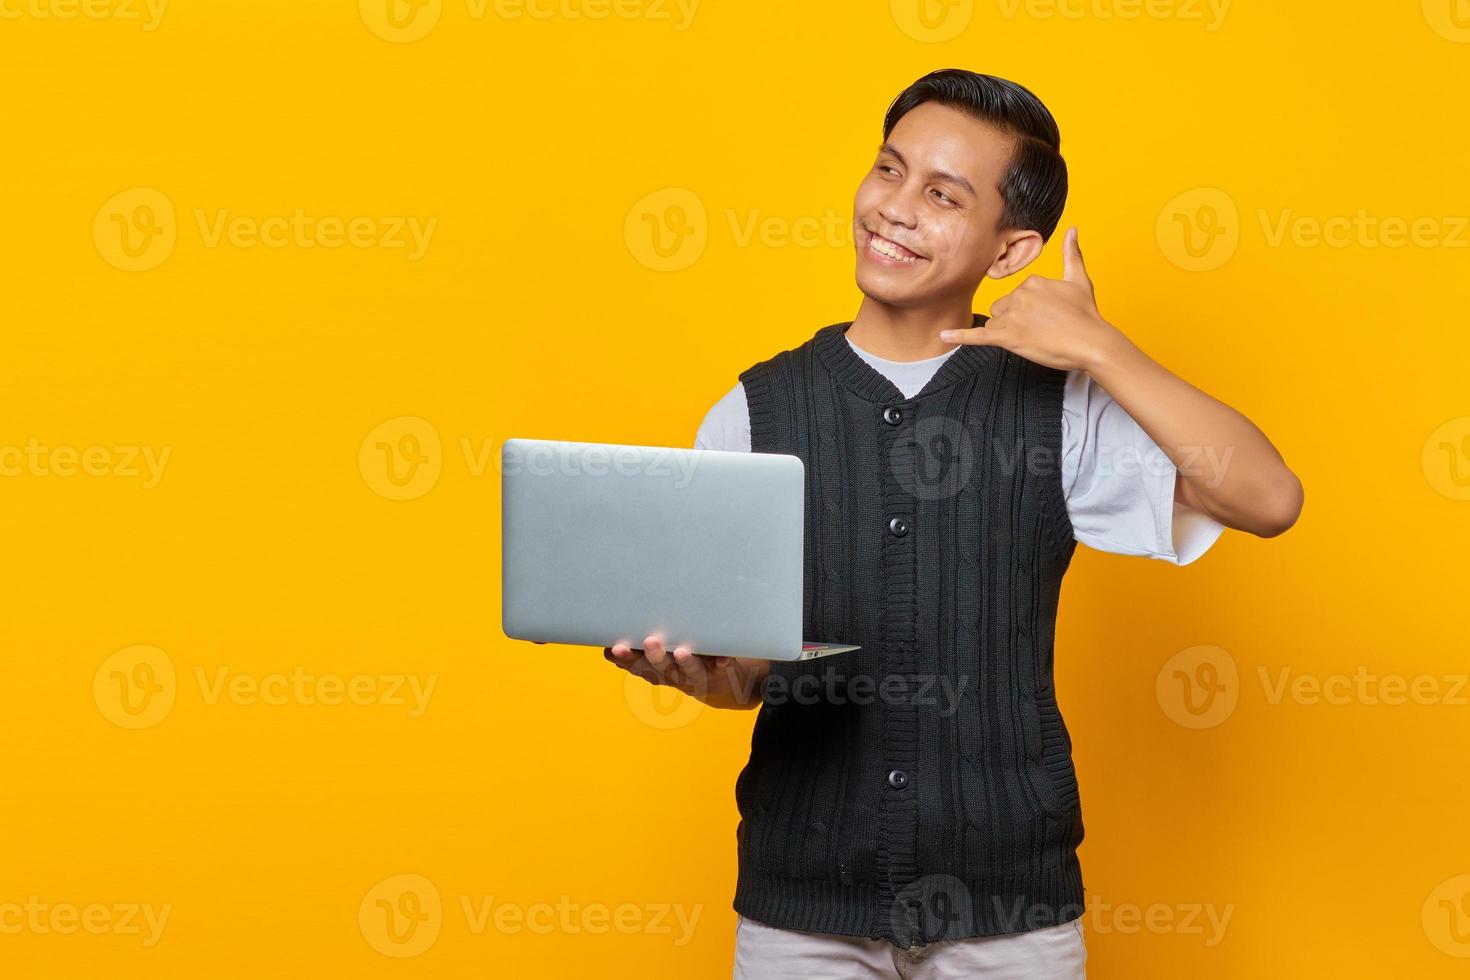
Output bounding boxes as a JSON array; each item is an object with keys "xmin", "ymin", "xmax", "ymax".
[{"xmin": 846, "ymin": 296, "xmax": 975, "ymax": 362}]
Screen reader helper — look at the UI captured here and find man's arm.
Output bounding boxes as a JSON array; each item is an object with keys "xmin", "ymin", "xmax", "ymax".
[
  {"xmin": 1086, "ymin": 336, "xmax": 1302, "ymax": 537},
  {"xmin": 940, "ymin": 226, "xmax": 1304, "ymax": 538}
]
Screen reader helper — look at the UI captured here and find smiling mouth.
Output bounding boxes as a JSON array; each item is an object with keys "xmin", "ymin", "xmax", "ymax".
[{"xmin": 865, "ymin": 230, "xmax": 925, "ymax": 263}]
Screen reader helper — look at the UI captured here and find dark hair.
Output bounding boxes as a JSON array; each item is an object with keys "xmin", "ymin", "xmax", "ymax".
[{"xmin": 882, "ymin": 69, "xmax": 1068, "ymax": 241}]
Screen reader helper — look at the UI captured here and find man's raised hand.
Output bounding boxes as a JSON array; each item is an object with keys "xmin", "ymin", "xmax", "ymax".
[{"xmin": 939, "ymin": 227, "xmax": 1125, "ymax": 374}]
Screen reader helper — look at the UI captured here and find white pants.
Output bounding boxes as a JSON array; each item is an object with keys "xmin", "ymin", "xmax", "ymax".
[{"xmin": 733, "ymin": 913, "xmax": 1086, "ymax": 979}]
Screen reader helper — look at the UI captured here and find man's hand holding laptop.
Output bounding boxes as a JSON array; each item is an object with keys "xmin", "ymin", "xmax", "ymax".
[{"xmin": 604, "ymin": 636, "xmax": 771, "ymax": 710}]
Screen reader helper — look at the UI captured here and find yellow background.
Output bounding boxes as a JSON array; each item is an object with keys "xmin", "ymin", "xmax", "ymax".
[{"xmin": 2, "ymin": 0, "xmax": 1468, "ymax": 975}]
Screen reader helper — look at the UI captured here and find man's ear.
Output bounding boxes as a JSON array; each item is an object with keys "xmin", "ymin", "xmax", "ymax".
[{"xmin": 984, "ymin": 229, "xmax": 1045, "ymax": 280}]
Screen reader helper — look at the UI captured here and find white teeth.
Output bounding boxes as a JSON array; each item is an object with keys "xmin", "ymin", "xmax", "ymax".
[{"xmin": 869, "ymin": 235, "xmax": 919, "ymax": 263}]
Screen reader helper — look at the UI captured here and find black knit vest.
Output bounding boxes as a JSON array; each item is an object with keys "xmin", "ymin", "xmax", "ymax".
[{"xmin": 731, "ymin": 317, "xmax": 1083, "ymax": 948}]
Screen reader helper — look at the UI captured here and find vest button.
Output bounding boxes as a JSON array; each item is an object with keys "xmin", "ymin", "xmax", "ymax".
[
  {"xmin": 882, "ymin": 406, "xmax": 903, "ymax": 425},
  {"xmin": 887, "ymin": 769, "xmax": 909, "ymax": 789},
  {"xmin": 887, "ymin": 517, "xmax": 909, "ymax": 537}
]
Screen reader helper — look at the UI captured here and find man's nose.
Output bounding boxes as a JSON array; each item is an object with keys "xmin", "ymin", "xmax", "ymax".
[{"xmin": 877, "ymin": 184, "xmax": 920, "ymax": 229}]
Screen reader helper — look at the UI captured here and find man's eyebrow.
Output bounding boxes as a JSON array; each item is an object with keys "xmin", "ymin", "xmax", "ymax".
[{"xmin": 878, "ymin": 143, "xmax": 976, "ymax": 197}]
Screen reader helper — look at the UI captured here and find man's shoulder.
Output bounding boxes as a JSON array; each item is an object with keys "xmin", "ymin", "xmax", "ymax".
[
  {"xmin": 694, "ymin": 380, "xmax": 750, "ymax": 452},
  {"xmin": 697, "ymin": 320, "xmax": 843, "ymax": 452},
  {"xmin": 706, "ymin": 380, "xmax": 746, "ymax": 414},
  {"xmin": 737, "ymin": 322, "xmax": 842, "ymax": 383}
]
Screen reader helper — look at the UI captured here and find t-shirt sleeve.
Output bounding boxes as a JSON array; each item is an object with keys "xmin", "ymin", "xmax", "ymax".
[
  {"xmin": 1059, "ymin": 370, "xmax": 1224, "ymax": 565},
  {"xmin": 694, "ymin": 381, "xmax": 753, "ymax": 452}
]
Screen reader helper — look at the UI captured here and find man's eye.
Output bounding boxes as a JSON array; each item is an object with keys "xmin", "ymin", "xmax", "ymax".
[
  {"xmin": 878, "ymin": 165, "xmax": 899, "ymax": 176},
  {"xmin": 931, "ymin": 189, "xmax": 954, "ymax": 205}
]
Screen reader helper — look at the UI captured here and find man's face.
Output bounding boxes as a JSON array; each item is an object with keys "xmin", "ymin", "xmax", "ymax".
[{"xmin": 852, "ymin": 101, "xmax": 1017, "ymax": 308}]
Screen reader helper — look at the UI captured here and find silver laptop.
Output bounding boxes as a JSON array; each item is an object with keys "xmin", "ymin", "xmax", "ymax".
[{"xmin": 501, "ymin": 437, "xmax": 859, "ymax": 661}]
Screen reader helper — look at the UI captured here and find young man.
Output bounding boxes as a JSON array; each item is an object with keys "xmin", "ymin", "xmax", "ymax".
[{"xmin": 606, "ymin": 69, "xmax": 1302, "ymax": 978}]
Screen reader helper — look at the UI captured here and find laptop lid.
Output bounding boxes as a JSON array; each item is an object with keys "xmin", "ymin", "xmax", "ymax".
[{"xmin": 500, "ymin": 438, "xmax": 856, "ymax": 661}]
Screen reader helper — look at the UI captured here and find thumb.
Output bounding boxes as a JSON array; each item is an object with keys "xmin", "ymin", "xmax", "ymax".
[{"xmin": 1062, "ymin": 226, "xmax": 1091, "ymax": 286}]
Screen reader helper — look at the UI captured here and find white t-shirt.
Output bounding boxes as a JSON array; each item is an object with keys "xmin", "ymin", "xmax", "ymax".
[{"xmin": 695, "ymin": 335, "xmax": 1224, "ymax": 565}]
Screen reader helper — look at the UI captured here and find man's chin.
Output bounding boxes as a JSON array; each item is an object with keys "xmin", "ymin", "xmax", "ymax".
[{"xmin": 855, "ymin": 268, "xmax": 929, "ymax": 309}]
